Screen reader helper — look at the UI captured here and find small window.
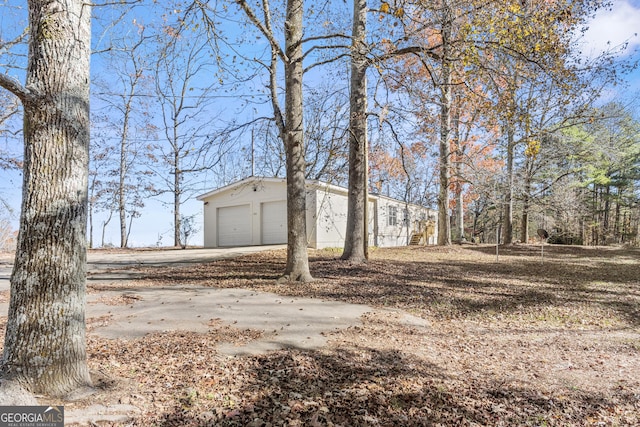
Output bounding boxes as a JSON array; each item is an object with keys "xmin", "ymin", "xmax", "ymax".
[{"xmin": 388, "ymin": 205, "xmax": 397, "ymax": 226}]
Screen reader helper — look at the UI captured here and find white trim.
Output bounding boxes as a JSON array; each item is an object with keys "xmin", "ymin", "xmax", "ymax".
[{"xmin": 197, "ymin": 177, "xmax": 286, "ymax": 201}]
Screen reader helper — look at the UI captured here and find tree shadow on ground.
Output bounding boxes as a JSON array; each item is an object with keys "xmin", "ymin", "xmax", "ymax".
[
  {"xmin": 306, "ymin": 250, "xmax": 640, "ymax": 327},
  {"xmin": 101, "ymin": 245, "xmax": 640, "ymax": 327},
  {"xmin": 154, "ymin": 345, "xmax": 638, "ymax": 426},
  {"xmin": 466, "ymin": 243, "xmax": 640, "ymax": 261},
  {"xmin": 72, "ymin": 246, "xmax": 640, "ymax": 426}
]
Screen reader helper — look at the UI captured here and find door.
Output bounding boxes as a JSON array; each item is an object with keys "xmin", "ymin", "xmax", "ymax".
[
  {"xmin": 261, "ymin": 200, "xmax": 287, "ymax": 244},
  {"xmin": 217, "ymin": 204, "xmax": 251, "ymax": 246}
]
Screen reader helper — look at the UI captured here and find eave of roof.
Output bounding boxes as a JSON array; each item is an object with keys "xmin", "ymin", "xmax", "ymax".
[{"xmin": 196, "ymin": 176, "xmax": 286, "ymax": 200}]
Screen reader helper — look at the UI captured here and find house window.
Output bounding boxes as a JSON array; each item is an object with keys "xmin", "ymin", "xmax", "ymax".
[
  {"xmin": 403, "ymin": 208, "xmax": 410, "ymax": 225},
  {"xmin": 388, "ymin": 205, "xmax": 397, "ymax": 226}
]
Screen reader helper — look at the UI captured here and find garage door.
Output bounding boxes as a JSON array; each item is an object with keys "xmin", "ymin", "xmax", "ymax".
[
  {"xmin": 218, "ymin": 204, "xmax": 251, "ymax": 247},
  {"xmin": 261, "ymin": 200, "xmax": 287, "ymax": 244}
]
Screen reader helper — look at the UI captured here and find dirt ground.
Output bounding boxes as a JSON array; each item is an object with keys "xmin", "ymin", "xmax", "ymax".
[{"xmin": 1, "ymin": 244, "xmax": 639, "ymax": 426}]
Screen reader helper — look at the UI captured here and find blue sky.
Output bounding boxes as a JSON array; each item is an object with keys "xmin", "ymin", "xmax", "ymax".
[
  {"xmin": 2, "ymin": 1, "xmax": 640, "ymax": 247},
  {"xmin": 582, "ymin": 0, "xmax": 640, "ymax": 57},
  {"xmin": 581, "ymin": 0, "xmax": 640, "ymax": 94}
]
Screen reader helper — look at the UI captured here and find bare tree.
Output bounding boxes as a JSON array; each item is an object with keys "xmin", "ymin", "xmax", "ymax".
[
  {"xmin": 151, "ymin": 24, "xmax": 226, "ymax": 247},
  {"xmin": 232, "ymin": 0, "xmax": 314, "ymax": 281},
  {"xmin": 304, "ymin": 82, "xmax": 350, "ymax": 183},
  {"xmin": 93, "ymin": 23, "xmax": 154, "ymax": 247}
]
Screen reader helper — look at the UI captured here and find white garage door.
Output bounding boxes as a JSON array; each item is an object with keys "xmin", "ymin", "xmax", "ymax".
[
  {"xmin": 261, "ymin": 200, "xmax": 287, "ymax": 244},
  {"xmin": 218, "ymin": 204, "xmax": 251, "ymax": 247}
]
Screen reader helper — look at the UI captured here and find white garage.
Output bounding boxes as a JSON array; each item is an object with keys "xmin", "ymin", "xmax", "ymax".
[{"xmin": 197, "ymin": 176, "xmax": 437, "ymax": 249}]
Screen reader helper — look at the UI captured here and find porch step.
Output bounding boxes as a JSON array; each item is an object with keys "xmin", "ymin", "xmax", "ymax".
[{"xmin": 409, "ymin": 233, "xmax": 422, "ymax": 245}]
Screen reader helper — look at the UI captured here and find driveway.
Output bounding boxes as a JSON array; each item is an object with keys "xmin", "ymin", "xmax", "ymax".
[
  {"xmin": 0, "ymin": 245, "xmax": 427, "ymax": 423},
  {"xmin": 0, "ymin": 245, "xmax": 419, "ymax": 359},
  {"xmin": 0, "ymin": 244, "xmax": 428, "ymax": 357},
  {"xmin": 0, "ymin": 245, "xmax": 285, "ymax": 290}
]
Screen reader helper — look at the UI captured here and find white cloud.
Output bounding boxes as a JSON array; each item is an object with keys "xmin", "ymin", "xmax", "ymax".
[{"xmin": 581, "ymin": 0, "xmax": 640, "ymax": 58}]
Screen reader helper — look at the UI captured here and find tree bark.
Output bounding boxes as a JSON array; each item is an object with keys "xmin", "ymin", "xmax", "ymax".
[
  {"xmin": 521, "ymin": 202, "xmax": 529, "ymax": 243},
  {"xmin": 119, "ymin": 108, "xmax": 129, "ymax": 248},
  {"xmin": 0, "ymin": 0, "xmax": 92, "ymax": 396},
  {"xmin": 174, "ymin": 149, "xmax": 181, "ymax": 247},
  {"xmin": 454, "ymin": 173, "xmax": 464, "ymax": 240},
  {"xmin": 235, "ymin": 0, "xmax": 312, "ymax": 281},
  {"xmin": 603, "ymin": 184, "xmax": 610, "ymax": 242},
  {"xmin": 503, "ymin": 126, "xmax": 515, "ymax": 244},
  {"xmin": 88, "ymin": 174, "xmax": 95, "ymax": 249},
  {"xmin": 593, "ymin": 184, "xmax": 600, "ymax": 245},
  {"xmin": 453, "ymin": 105, "xmax": 464, "ymax": 242},
  {"xmin": 341, "ymin": 0, "xmax": 368, "ymax": 263},
  {"xmin": 521, "ymin": 157, "xmax": 533, "ymax": 244},
  {"xmin": 282, "ymin": 0, "xmax": 313, "ymax": 282},
  {"xmin": 614, "ymin": 186, "xmax": 621, "ymax": 243},
  {"xmin": 437, "ymin": 3, "xmax": 453, "ymax": 246}
]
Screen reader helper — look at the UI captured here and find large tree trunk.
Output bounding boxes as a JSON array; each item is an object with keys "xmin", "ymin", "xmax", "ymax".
[
  {"xmin": 453, "ymin": 105, "xmax": 464, "ymax": 242},
  {"xmin": 614, "ymin": 186, "xmax": 621, "ymax": 243},
  {"xmin": 472, "ymin": 209, "xmax": 480, "ymax": 242},
  {"xmin": 521, "ymin": 201, "xmax": 529, "ymax": 243},
  {"xmin": 119, "ymin": 113, "xmax": 129, "ymax": 248},
  {"xmin": 282, "ymin": 0, "xmax": 312, "ymax": 282},
  {"xmin": 437, "ymin": 4, "xmax": 453, "ymax": 246},
  {"xmin": 341, "ymin": 0, "xmax": 368, "ymax": 263},
  {"xmin": 521, "ymin": 164, "xmax": 532, "ymax": 244},
  {"xmin": 503, "ymin": 126, "xmax": 515, "ymax": 244},
  {"xmin": 236, "ymin": 0, "xmax": 311, "ymax": 281},
  {"xmin": 174, "ymin": 149, "xmax": 181, "ymax": 247},
  {"xmin": 603, "ymin": 185, "xmax": 610, "ymax": 242},
  {"xmin": 88, "ymin": 176, "xmax": 95, "ymax": 249},
  {"xmin": 455, "ymin": 172, "xmax": 464, "ymax": 241},
  {"xmin": 1, "ymin": 0, "xmax": 92, "ymax": 396}
]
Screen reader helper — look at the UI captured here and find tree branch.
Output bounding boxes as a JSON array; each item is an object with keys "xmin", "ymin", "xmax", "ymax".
[
  {"xmin": 86, "ymin": 1, "xmax": 143, "ymax": 5},
  {"xmin": 301, "ymin": 33, "xmax": 351, "ymax": 44},
  {"xmin": 0, "ymin": 74, "xmax": 33, "ymax": 103},
  {"xmin": 269, "ymin": 46, "xmax": 286, "ymax": 141},
  {"xmin": 302, "ymin": 44, "xmax": 352, "ymax": 61},
  {"xmin": 235, "ymin": 0, "xmax": 288, "ymax": 62},
  {"xmin": 373, "ymin": 45, "xmax": 441, "ymax": 64},
  {"xmin": 532, "ymin": 170, "xmax": 574, "ymax": 198},
  {"xmin": 304, "ymin": 53, "xmax": 351, "ymax": 74}
]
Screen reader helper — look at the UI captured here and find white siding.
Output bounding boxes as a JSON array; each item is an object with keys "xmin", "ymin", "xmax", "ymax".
[
  {"xmin": 309, "ymin": 189, "xmax": 376, "ymax": 249},
  {"xmin": 306, "ymin": 190, "xmax": 318, "ymax": 248},
  {"xmin": 376, "ymin": 199, "xmax": 406, "ymax": 247},
  {"xmin": 374, "ymin": 198, "xmax": 436, "ymax": 247},
  {"xmin": 314, "ymin": 189, "xmax": 349, "ymax": 249}
]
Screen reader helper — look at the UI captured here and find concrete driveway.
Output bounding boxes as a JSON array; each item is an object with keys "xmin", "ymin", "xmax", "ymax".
[
  {"xmin": 0, "ymin": 245, "xmax": 428, "ymax": 358},
  {"xmin": 0, "ymin": 245, "xmax": 428, "ymax": 423},
  {"xmin": 0, "ymin": 245, "xmax": 416, "ymax": 358},
  {"xmin": 0, "ymin": 245, "xmax": 285, "ymax": 290},
  {"xmin": 84, "ymin": 245, "xmax": 287, "ymax": 285}
]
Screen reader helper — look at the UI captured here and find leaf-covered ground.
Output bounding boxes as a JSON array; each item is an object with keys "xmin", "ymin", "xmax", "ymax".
[{"xmin": 5, "ymin": 244, "xmax": 640, "ymax": 425}]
